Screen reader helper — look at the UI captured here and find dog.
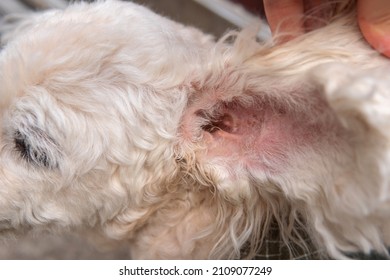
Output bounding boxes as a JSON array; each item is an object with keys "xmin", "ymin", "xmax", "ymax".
[{"xmin": 0, "ymin": 0, "xmax": 389, "ymax": 259}]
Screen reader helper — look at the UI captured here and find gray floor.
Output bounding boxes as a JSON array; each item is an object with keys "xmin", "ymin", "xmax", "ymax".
[{"xmin": 0, "ymin": 0, "xmax": 236, "ymax": 260}]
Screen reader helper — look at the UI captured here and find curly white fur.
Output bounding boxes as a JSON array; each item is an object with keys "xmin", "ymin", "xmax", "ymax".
[{"xmin": 0, "ymin": 0, "xmax": 389, "ymax": 259}]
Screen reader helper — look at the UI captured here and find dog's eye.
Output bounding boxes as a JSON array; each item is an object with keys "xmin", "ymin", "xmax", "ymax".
[
  {"xmin": 14, "ymin": 130, "xmax": 51, "ymax": 168},
  {"xmin": 14, "ymin": 131, "xmax": 30, "ymax": 160}
]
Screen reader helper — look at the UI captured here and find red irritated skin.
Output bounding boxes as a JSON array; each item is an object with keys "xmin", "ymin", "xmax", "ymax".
[{"xmin": 180, "ymin": 83, "xmax": 338, "ymax": 179}]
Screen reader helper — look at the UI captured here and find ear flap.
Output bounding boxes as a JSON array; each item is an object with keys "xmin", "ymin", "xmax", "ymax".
[{"xmin": 311, "ymin": 63, "xmax": 390, "ymax": 138}]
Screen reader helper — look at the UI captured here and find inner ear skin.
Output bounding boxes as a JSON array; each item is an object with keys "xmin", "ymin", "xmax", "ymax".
[
  {"xmin": 201, "ymin": 113, "xmax": 234, "ymax": 134},
  {"xmin": 191, "ymin": 96, "xmax": 331, "ymax": 174}
]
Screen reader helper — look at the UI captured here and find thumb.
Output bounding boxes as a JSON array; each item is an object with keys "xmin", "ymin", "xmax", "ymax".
[{"xmin": 358, "ymin": 0, "xmax": 390, "ymax": 57}]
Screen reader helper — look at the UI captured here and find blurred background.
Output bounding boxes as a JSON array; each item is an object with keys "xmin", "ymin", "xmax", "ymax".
[
  {"xmin": 0, "ymin": 0, "xmax": 270, "ymax": 39},
  {"xmin": 0, "ymin": 0, "xmax": 267, "ymax": 260}
]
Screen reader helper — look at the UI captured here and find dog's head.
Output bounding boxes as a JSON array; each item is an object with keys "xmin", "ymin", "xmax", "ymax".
[{"xmin": 0, "ymin": 0, "xmax": 389, "ymax": 259}]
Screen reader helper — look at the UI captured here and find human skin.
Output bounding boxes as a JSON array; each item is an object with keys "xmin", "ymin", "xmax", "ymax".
[{"xmin": 264, "ymin": 0, "xmax": 390, "ymax": 57}]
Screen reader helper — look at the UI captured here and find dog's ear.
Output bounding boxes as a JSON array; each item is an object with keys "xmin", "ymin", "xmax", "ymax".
[
  {"xmin": 180, "ymin": 77, "xmax": 332, "ymax": 186},
  {"xmin": 310, "ymin": 63, "xmax": 390, "ymax": 139}
]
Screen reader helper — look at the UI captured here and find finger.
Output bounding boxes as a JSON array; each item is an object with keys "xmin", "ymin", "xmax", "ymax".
[
  {"xmin": 358, "ymin": 0, "xmax": 390, "ymax": 57},
  {"xmin": 264, "ymin": 0, "xmax": 305, "ymax": 42},
  {"xmin": 303, "ymin": 0, "xmax": 332, "ymax": 31}
]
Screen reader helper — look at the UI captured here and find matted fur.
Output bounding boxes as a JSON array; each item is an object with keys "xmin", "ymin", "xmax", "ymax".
[{"xmin": 0, "ymin": 0, "xmax": 389, "ymax": 259}]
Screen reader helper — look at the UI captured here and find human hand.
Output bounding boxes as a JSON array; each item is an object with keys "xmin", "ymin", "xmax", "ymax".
[
  {"xmin": 358, "ymin": 0, "xmax": 390, "ymax": 57},
  {"xmin": 264, "ymin": 0, "xmax": 390, "ymax": 57},
  {"xmin": 263, "ymin": 0, "xmax": 329, "ymax": 42}
]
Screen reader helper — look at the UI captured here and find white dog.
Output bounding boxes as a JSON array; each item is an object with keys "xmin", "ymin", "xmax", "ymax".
[{"xmin": 0, "ymin": 0, "xmax": 389, "ymax": 259}]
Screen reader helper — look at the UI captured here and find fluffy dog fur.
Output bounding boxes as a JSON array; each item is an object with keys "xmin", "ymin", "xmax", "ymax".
[{"xmin": 0, "ymin": 0, "xmax": 389, "ymax": 259}]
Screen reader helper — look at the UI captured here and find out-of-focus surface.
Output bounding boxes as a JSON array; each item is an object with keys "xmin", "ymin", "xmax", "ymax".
[{"xmin": 0, "ymin": 0, "xmax": 238, "ymax": 37}]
